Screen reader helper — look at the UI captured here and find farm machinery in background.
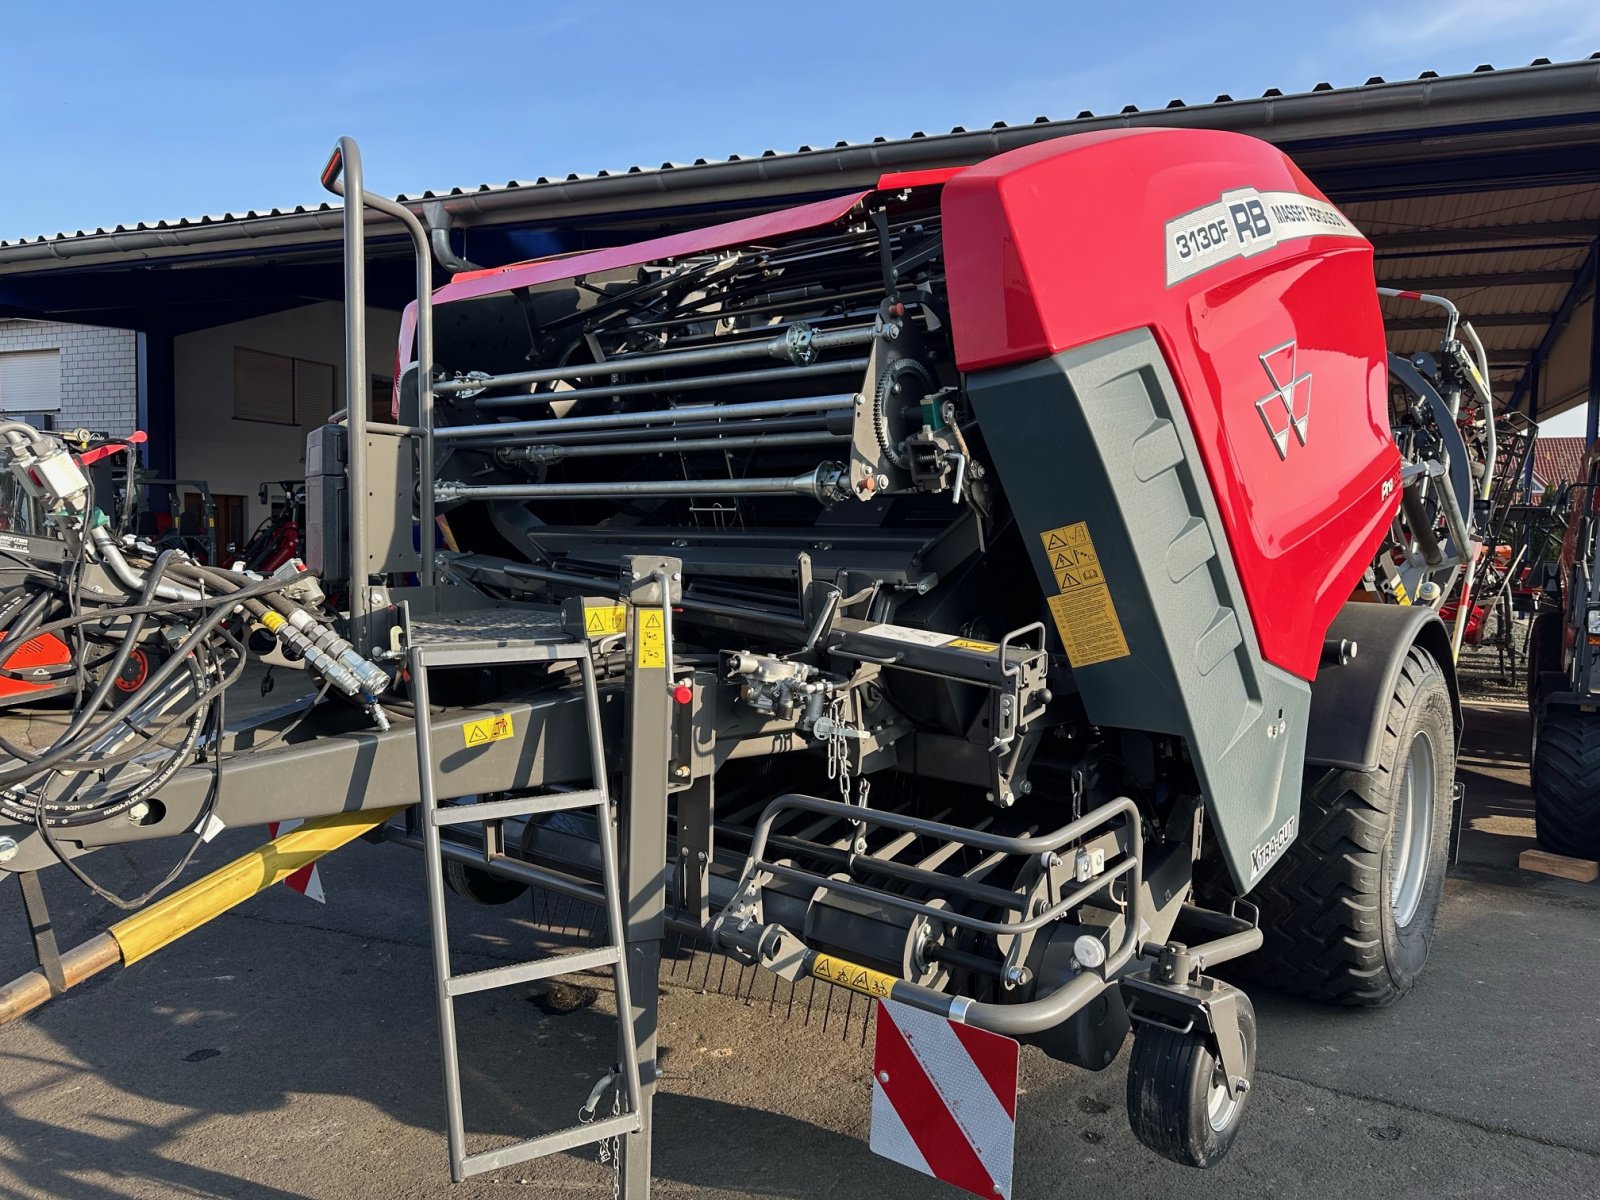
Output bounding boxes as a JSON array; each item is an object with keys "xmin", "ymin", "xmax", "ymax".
[
  {"xmin": 0, "ymin": 126, "xmax": 1498, "ymax": 1195},
  {"xmin": 1527, "ymin": 445, "xmax": 1600, "ymax": 863},
  {"xmin": 236, "ymin": 480, "xmax": 305, "ymax": 574}
]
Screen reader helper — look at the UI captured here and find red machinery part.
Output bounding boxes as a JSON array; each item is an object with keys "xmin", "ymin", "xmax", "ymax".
[
  {"xmin": 75, "ymin": 430, "xmax": 148, "ymax": 468},
  {"xmin": 941, "ymin": 128, "xmax": 1401, "ymax": 680},
  {"xmin": 0, "ymin": 631, "xmax": 73, "ymax": 703},
  {"xmin": 114, "ymin": 647, "xmax": 152, "ymax": 694}
]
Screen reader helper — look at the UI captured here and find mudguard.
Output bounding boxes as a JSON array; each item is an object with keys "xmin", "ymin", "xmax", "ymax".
[{"xmin": 1306, "ymin": 603, "xmax": 1462, "ymax": 771}]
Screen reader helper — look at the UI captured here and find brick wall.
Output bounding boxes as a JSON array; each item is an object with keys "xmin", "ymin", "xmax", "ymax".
[{"xmin": 0, "ymin": 319, "xmax": 138, "ymax": 435}]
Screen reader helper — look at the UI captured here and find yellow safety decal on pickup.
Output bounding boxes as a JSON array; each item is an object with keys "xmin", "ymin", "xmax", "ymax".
[
  {"xmin": 583, "ymin": 602, "xmax": 627, "ymax": 638},
  {"xmin": 947, "ymin": 637, "xmax": 998, "ymax": 653},
  {"xmin": 636, "ymin": 607, "xmax": 667, "ymax": 669},
  {"xmin": 1039, "ymin": 521, "xmax": 1130, "ymax": 667},
  {"xmin": 811, "ymin": 953, "xmax": 896, "ymax": 999},
  {"xmin": 463, "ymin": 713, "xmax": 514, "ymax": 747},
  {"xmin": 1392, "ymin": 579, "xmax": 1411, "ymax": 605}
]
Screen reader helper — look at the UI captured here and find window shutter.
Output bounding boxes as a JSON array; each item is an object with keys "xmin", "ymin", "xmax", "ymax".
[
  {"xmin": 234, "ymin": 348, "xmax": 295, "ymax": 424},
  {"xmin": 0, "ymin": 350, "xmax": 62, "ymax": 412},
  {"xmin": 296, "ymin": 359, "xmax": 336, "ymax": 427}
]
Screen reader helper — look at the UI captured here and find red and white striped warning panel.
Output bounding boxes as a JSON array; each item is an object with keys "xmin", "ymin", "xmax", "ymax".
[
  {"xmin": 266, "ymin": 820, "xmax": 326, "ymax": 903},
  {"xmin": 871, "ymin": 998, "xmax": 1018, "ymax": 1199}
]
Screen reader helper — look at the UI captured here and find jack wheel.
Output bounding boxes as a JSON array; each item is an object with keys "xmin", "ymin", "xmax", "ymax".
[
  {"xmin": 1126, "ymin": 992, "xmax": 1255, "ymax": 1169},
  {"xmin": 444, "ymin": 859, "xmax": 531, "ymax": 906}
]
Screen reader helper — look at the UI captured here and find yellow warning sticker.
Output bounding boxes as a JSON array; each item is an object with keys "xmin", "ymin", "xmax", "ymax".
[
  {"xmin": 947, "ymin": 637, "xmax": 999, "ymax": 653},
  {"xmin": 635, "ymin": 607, "xmax": 667, "ymax": 669},
  {"xmin": 1039, "ymin": 521, "xmax": 1130, "ymax": 667},
  {"xmin": 1392, "ymin": 579, "xmax": 1411, "ymax": 606},
  {"xmin": 583, "ymin": 602, "xmax": 627, "ymax": 638},
  {"xmin": 1041, "ymin": 521, "xmax": 1108, "ymax": 592},
  {"xmin": 1047, "ymin": 590, "xmax": 1131, "ymax": 668},
  {"xmin": 463, "ymin": 713, "xmax": 514, "ymax": 747},
  {"xmin": 811, "ymin": 953, "xmax": 896, "ymax": 999}
]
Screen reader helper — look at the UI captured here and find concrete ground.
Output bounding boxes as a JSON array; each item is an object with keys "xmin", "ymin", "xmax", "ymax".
[{"xmin": 1, "ymin": 689, "xmax": 1597, "ymax": 1199}]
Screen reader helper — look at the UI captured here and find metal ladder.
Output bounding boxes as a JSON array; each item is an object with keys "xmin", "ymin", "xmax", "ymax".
[{"xmin": 409, "ymin": 632, "xmax": 643, "ymax": 1181}]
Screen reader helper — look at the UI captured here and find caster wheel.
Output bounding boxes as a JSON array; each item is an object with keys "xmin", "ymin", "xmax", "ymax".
[
  {"xmin": 444, "ymin": 859, "xmax": 530, "ymax": 906},
  {"xmin": 1126, "ymin": 990, "xmax": 1255, "ymax": 1168}
]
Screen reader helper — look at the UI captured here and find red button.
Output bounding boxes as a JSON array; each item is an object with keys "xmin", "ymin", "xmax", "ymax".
[{"xmin": 671, "ymin": 684, "xmax": 694, "ymax": 705}]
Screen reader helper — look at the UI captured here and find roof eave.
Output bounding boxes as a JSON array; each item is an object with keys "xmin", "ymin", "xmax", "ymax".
[{"xmin": 2, "ymin": 55, "xmax": 1597, "ymax": 276}]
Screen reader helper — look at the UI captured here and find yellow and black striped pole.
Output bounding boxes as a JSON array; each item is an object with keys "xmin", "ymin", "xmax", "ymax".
[{"xmin": 0, "ymin": 806, "xmax": 402, "ymax": 1025}]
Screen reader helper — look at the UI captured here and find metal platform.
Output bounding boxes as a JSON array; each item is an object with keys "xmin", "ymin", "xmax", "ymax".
[{"xmin": 407, "ymin": 606, "xmax": 583, "ymax": 665}]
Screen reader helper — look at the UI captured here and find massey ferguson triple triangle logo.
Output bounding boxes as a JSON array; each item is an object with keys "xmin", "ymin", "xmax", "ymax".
[{"xmin": 1255, "ymin": 340, "xmax": 1311, "ymax": 460}]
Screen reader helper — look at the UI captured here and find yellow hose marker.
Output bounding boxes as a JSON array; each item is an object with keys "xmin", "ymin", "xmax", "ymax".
[
  {"xmin": 109, "ymin": 806, "xmax": 404, "ymax": 965},
  {"xmin": 260, "ymin": 611, "xmax": 286, "ymax": 632}
]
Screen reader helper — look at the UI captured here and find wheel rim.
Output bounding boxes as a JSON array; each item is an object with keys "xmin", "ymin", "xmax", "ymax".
[
  {"xmin": 1206, "ymin": 1071, "xmax": 1238, "ymax": 1132},
  {"xmin": 1391, "ymin": 730, "xmax": 1436, "ymax": 929}
]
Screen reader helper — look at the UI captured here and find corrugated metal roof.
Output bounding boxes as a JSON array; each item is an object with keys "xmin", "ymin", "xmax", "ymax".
[
  {"xmin": 2, "ymin": 52, "xmax": 1595, "ymax": 250},
  {"xmin": 1345, "ymin": 183, "xmax": 1600, "ymax": 232}
]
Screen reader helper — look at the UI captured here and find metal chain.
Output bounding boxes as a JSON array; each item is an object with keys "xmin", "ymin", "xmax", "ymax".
[
  {"xmin": 581, "ymin": 1069, "xmax": 623, "ymax": 1199},
  {"xmin": 826, "ymin": 697, "xmax": 870, "ymax": 850},
  {"xmin": 608, "ymin": 1085, "xmax": 621, "ymax": 1200}
]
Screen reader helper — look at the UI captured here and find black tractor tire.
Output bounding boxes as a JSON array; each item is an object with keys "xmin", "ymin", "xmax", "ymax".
[
  {"xmin": 1245, "ymin": 645, "xmax": 1455, "ymax": 1007},
  {"xmin": 1126, "ymin": 991, "xmax": 1256, "ymax": 1169},
  {"xmin": 444, "ymin": 859, "xmax": 531, "ymax": 906},
  {"xmin": 1531, "ymin": 705, "xmax": 1600, "ymax": 860},
  {"xmin": 1527, "ymin": 610, "xmax": 1561, "ymax": 711}
]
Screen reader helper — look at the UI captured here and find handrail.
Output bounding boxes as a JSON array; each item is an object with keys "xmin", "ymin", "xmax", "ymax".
[{"xmin": 322, "ymin": 136, "xmax": 437, "ymax": 605}]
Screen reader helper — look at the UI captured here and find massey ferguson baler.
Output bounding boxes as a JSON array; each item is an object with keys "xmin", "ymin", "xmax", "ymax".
[{"xmin": 0, "ymin": 127, "xmax": 1477, "ymax": 1194}]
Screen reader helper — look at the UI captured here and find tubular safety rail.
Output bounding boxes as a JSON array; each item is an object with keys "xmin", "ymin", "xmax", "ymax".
[{"xmin": 715, "ymin": 792, "xmax": 1144, "ymax": 1037}]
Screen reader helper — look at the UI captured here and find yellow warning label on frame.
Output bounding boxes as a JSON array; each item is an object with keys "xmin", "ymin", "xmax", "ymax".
[
  {"xmin": 948, "ymin": 638, "xmax": 999, "ymax": 653},
  {"xmin": 583, "ymin": 603, "xmax": 627, "ymax": 638},
  {"xmin": 811, "ymin": 953, "xmax": 896, "ymax": 999},
  {"xmin": 1039, "ymin": 521, "xmax": 1130, "ymax": 666},
  {"xmin": 463, "ymin": 713, "xmax": 514, "ymax": 747},
  {"xmin": 636, "ymin": 607, "xmax": 667, "ymax": 669}
]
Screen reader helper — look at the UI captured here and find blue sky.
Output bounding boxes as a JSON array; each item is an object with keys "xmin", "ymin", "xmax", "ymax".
[{"xmin": 1, "ymin": 0, "xmax": 1595, "ymax": 243}]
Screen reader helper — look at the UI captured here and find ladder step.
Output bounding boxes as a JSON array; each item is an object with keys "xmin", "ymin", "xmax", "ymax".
[
  {"xmin": 445, "ymin": 944, "xmax": 621, "ymax": 998},
  {"xmin": 460, "ymin": 1111, "xmax": 641, "ymax": 1178},
  {"xmin": 432, "ymin": 789, "xmax": 605, "ymax": 827}
]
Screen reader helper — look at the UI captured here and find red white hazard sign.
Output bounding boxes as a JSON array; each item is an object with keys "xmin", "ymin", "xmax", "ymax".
[
  {"xmin": 871, "ymin": 998, "xmax": 1018, "ymax": 1198},
  {"xmin": 267, "ymin": 820, "xmax": 325, "ymax": 903}
]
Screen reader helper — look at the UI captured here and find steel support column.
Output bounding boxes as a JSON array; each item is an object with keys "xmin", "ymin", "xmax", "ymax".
[
  {"xmin": 135, "ymin": 328, "xmax": 177, "ymax": 478},
  {"xmin": 1587, "ymin": 276, "xmax": 1600, "ymax": 447},
  {"xmin": 1525, "ymin": 361, "xmax": 1541, "ymax": 500},
  {"xmin": 617, "ymin": 559, "xmax": 679, "ymax": 1198}
]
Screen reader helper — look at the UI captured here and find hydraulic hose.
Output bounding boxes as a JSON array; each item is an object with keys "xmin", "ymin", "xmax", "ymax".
[
  {"xmin": 88, "ymin": 526, "xmax": 205, "ymax": 603},
  {"xmin": 175, "ymin": 561, "xmax": 387, "ymax": 699},
  {"xmin": 0, "ymin": 566, "xmax": 241, "ymax": 789},
  {"xmin": 0, "ymin": 553, "xmax": 173, "ymax": 769}
]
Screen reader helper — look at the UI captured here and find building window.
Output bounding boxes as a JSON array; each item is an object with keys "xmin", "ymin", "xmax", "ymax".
[
  {"xmin": 0, "ymin": 348, "xmax": 62, "ymax": 414},
  {"xmin": 233, "ymin": 348, "xmax": 337, "ymax": 425}
]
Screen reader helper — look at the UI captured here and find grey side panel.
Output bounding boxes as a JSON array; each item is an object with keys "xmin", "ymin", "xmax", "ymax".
[
  {"xmin": 1308, "ymin": 603, "xmax": 1461, "ymax": 770},
  {"xmin": 968, "ymin": 329, "xmax": 1309, "ymax": 892}
]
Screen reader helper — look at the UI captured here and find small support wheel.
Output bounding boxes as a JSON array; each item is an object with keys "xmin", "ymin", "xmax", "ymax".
[
  {"xmin": 1126, "ymin": 992, "xmax": 1256, "ymax": 1168},
  {"xmin": 443, "ymin": 859, "xmax": 530, "ymax": 906}
]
